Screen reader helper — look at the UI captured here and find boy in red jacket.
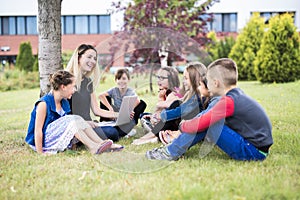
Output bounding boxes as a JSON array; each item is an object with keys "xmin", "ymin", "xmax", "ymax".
[{"xmin": 146, "ymin": 58, "xmax": 273, "ymax": 161}]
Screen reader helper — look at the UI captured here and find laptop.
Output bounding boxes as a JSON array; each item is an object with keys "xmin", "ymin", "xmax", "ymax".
[{"xmin": 97, "ymin": 96, "xmax": 138, "ymax": 127}]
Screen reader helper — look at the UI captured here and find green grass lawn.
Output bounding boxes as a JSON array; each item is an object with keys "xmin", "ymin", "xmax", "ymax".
[{"xmin": 0, "ymin": 73, "xmax": 299, "ymax": 200}]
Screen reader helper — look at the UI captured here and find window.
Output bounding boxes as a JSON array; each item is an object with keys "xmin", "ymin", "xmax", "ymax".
[
  {"xmin": 75, "ymin": 16, "xmax": 88, "ymax": 34},
  {"xmin": 208, "ymin": 13, "xmax": 237, "ymax": 32},
  {"xmin": 9, "ymin": 17, "xmax": 16, "ymax": 35},
  {"xmin": 61, "ymin": 15, "xmax": 111, "ymax": 34},
  {"xmin": 256, "ymin": 12, "xmax": 295, "ymax": 24},
  {"xmin": 212, "ymin": 14, "xmax": 222, "ymax": 32},
  {"xmin": 17, "ymin": 17, "xmax": 25, "ymax": 35},
  {"xmin": 26, "ymin": 16, "xmax": 37, "ymax": 35},
  {"xmin": 2, "ymin": 17, "xmax": 9, "ymax": 35},
  {"xmin": 1, "ymin": 15, "xmax": 111, "ymax": 35},
  {"xmin": 64, "ymin": 16, "xmax": 74, "ymax": 34},
  {"xmin": 89, "ymin": 16, "xmax": 98, "ymax": 34},
  {"xmin": 99, "ymin": 15, "xmax": 111, "ymax": 34}
]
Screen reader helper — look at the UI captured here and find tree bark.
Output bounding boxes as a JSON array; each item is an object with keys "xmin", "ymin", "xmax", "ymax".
[{"xmin": 38, "ymin": 0, "xmax": 62, "ymax": 97}]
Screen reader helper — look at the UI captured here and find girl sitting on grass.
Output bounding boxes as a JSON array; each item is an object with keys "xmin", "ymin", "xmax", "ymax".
[{"xmin": 25, "ymin": 70, "xmax": 114, "ymax": 155}]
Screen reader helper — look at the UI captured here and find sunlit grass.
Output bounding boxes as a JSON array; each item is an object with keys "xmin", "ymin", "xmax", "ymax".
[{"xmin": 0, "ymin": 73, "xmax": 299, "ymax": 199}]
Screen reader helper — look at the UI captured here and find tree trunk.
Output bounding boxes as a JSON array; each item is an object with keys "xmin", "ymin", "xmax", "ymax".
[{"xmin": 38, "ymin": 0, "xmax": 62, "ymax": 97}]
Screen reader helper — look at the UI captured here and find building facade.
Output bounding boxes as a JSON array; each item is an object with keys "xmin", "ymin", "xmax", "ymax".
[
  {"xmin": 0, "ymin": 0, "xmax": 299, "ymax": 68},
  {"xmin": 206, "ymin": 0, "xmax": 300, "ymax": 33}
]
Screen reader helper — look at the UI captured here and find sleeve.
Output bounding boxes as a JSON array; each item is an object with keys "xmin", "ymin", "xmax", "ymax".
[
  {"xmin": 179, "ymin": 96, "xmax": 235, "ymax": 133},
  {"xmin": 160, "ymin": 106, "xmax": 181, "ymax": 122},
  {"xmin": 160, "ymin": 95, "xmax": 199, "ymax": 122},
  {"xmin": 128, "ymin": 87, "xmax": 137, "ymax": 96},
  {"xmin": 107, "ymin": 87, "xmax": 115, "ymax": 97}
]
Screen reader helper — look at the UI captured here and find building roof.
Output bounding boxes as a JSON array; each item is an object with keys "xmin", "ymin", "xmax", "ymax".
[{"xmin": 0, "ymin": 34, "xmax": 112, "ymax": 56}]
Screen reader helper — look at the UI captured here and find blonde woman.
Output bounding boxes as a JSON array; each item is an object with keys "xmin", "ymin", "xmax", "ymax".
[{"xmin": 66, "ymin": 44, "xmax": 123, "ymax": 150}]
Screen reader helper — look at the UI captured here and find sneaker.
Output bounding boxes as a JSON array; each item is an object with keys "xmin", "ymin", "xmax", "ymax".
[
  {"xmin": 124, "ymin": 129, "xmax": 137, "ymax": 138},
  {"xmin": 145, "ymin": 146, "xmax": 177, "ymax": 161},
  {"xmin": 141, "ymin": 118, "xmax": 153, "ymax": 132}
]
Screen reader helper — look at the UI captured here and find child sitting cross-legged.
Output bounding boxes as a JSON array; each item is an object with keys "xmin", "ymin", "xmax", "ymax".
[{"xmin": 146, "ymin": 58, "xmax": 273, "ymax": 161}]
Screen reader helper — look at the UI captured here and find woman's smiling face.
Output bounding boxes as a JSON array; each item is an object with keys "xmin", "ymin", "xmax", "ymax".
[{"xmin": 79, "ymin": 49, "xmax": 97, "ymax": 73}]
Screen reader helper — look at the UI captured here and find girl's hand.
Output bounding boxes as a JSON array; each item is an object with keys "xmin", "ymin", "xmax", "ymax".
[
  {"xmin": 112, "ymin": 112, "xmax": 119, "ymax": 121},
  {"xmin": 130, "ymin": 111, "xmax": 135, "ymax": 120},
  {"xmin": 150, "ymin": 113, "xmax": 160, "ymax": 125},
  {"xmin": 158, "ymin": 88, "xmax": 167, "ymax": 100}
]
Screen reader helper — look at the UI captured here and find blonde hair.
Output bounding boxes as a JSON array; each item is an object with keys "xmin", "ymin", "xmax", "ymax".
[{"xmin": 65, "ymin": 44, "xmax": 100, "ymax": 91}]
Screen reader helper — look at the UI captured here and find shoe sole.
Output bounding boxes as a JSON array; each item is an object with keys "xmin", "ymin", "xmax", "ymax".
[{"xmin": 105, "ymin": 146, "xmax": 124, "ymax": 153}]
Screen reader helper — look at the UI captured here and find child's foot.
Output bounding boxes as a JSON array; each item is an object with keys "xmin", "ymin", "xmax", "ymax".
[
  {"xmin": 159, "ymin": 130, "xmax": 181, "ymax": 145},
  {"xmin": 105, "ymin": 144, "xmax": 124, "ymax": 152},
  {"xmin": 131, "ymin": 137, "xmax": 158, "ymax": 145}
]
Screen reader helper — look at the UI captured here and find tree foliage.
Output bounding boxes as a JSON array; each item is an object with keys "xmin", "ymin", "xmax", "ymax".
[
  {"xmin": 16, "ymin": 42, "xmax": 35, "ymax": 72},
  {"xmin": 110, "ymin": 0, "xmax": 218, "ymax": 67},
  {"xmin": 229, "ymin": 13, "xmax": 265, "ymax": 80},
  {"xmin": 254, "ymin": 13, "xmax": 300, "ymax": 83}
]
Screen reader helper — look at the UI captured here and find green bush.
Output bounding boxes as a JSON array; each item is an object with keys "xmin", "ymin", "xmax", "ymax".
[
  {"xmin": 254, "ymin": 13, "xmax": 300, "ymax": 83},
  {"xmin": 62, "ymin": 50, "xmax": 73, "ymax": 68},
  {"xmin": 207, "ymin": 31, "xmax": 235, "ymax": 60},
  {"xmin": 33, "ymin": 56, "xmax": 39, "ymax": 71},
  {"xmin": 16, "ymin": 42, "xmax": 35, "ymax": 72},
  {"xmin": 229, "ymin": 13, "xmax": 265, "ymax": 80},
  {"xmin": 0, "ymin": 69, "xmax": 39, "ymax": 91}
]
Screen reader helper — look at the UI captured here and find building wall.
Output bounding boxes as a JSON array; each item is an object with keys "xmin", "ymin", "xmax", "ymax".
[
  {"xmin": 0, "ymin": 0, "xmax": 123, "ymax": 32},
  {"xmin": 208, "ymin": 0, "xmax": 300, "ymax": 31}
]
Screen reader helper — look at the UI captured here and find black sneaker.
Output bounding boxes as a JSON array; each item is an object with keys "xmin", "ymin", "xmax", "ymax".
[{"xmin": 145, "ymin": 146, "xmax": 178, "ymax": 161}]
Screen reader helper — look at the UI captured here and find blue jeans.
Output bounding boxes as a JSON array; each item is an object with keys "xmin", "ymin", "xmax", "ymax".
[
  {"xmin": 94, "ymin": 126, "xmax": 119, "ymax": 142},
  {"xmin": 167, "ymin": 122, "xmax": 267, "ymax": 161}
]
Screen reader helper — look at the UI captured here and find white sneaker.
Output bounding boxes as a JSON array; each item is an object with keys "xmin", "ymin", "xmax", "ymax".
[{"xmin": 124, "ymin": 129, "xmax": 137, "ymax": 138}]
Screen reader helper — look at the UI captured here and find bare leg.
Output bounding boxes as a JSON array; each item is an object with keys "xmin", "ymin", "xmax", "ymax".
[
  {"xmin": 84, "ymin": 127, "xmax": 104, "ymax": 143},
  {"xmin": 84, "ymin": 127, "xmax": 123, "ymax": 151},
  {"xmin": 136, "ymin": 131, "xmax": 156, "ymax": 140},
  {"xmin": 75, "ymin": 131, "xmax": 99, "ymax": 154},
  {"xmin": 75, "ymin": 130, "xmax": 112, "ymax": 154},
  {"xmin": 132, "ymin": 131, "xmax": 158, "ymax": 145}
]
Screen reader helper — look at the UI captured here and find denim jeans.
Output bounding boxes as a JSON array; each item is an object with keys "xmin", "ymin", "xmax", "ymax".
[
  {"xmin": 94, "ymin": 126, "xmax": 119, "ymax": 142},
  {"xmin": 167, "ymin": 122, "xmax": 267, "ymax": 161}
]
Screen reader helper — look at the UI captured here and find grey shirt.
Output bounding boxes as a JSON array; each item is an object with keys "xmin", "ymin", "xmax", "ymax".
[
  {"xmin": 69, "ymin": 77, "xmax": 93, "ymax": 121},
  {"xmin": 107, "ymin": 87, "xmax": 136, "ymax": 111}
]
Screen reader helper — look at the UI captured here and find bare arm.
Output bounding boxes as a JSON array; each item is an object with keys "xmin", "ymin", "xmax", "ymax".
[
  {"xmin": 156, "ymin": 92, "xmax": 179, "ymax": 110},
  {"xmin": 98, "ymin": 91, "xmax": 114, "ymax": 111},
  {"xmin": 34, "ymin": 102, "xmax": 47, "ymax": 154},
  {"xmin": 90, "ymin": 92, "xmax": 118, "ymax": 118}
]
